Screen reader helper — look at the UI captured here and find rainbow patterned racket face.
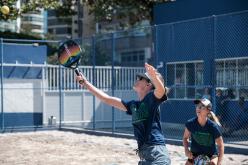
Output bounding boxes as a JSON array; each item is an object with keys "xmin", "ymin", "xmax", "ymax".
[{"xmin": 58, "ymin": 40, "xmax": 82, "ymax": 68}]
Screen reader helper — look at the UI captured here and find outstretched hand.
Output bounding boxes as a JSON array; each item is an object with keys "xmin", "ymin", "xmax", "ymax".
[
  {"xmin": 145, "ymin": 63, "xmax": 167, "ymax": 98},
  {"xmin": 185, "ymin": 150, "xmax": 193, "ymax": 159},
  {"xmin": 76, "ymin": 73, "xmax": 87, "ymax": 86},
  {"xmin": 145, "ymin": 63, "xmax": 157, "ymax": 79}
]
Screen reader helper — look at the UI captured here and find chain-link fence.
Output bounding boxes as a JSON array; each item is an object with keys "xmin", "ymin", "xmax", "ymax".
[
  {"xmin": 0, "ymin": 11, "xmax": 248, "ymax": 148},
  {"xmin": 0, "ymin": 30, "xmax": 152, "ymax": 134},
  {"xmin": 158, "ymin": 10, "xmax": 248, "ymax": 145}
]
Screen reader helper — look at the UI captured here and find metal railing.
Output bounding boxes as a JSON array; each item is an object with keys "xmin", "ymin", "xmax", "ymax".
[{"xmin": 0, "ymin": 63, "xmax": 145, "ymax": 91}]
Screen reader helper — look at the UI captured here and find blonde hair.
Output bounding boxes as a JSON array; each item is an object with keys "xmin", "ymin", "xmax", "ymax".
[{"xmin": 208, "ymin": 111, "xmax": 222, "ymax": 127}]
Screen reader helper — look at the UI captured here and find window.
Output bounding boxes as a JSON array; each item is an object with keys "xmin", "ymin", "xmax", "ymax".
[
  {"xmin": 48, "ymin": 18, "xmax": 72, "ymax": 26},
  {"xmin": 216, "ymin": 58, "xmax": 248, "ymax": 99},
  {"xmin": 54, "ymin": 27, "xmax": 72, "ymax": 34},
  {"xmin": 22, "ymin": 16, "xmax": 43, "ymax": 22},
  {"xmin": 166, "ymin": 61, "xmax": 204, "ymax": 99}
]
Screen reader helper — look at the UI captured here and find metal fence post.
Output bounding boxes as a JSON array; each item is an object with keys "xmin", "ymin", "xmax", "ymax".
[
  {"xmin": 111, "ymin": 32, "xmax": 116, "ymax": 133},
  {"xmin": 59, "ymin": 59, "xmax": 62, "ymax": 129},
  {"xmin": 0, "ymin": 38, "xmax": 4, "ymax": 131},
  {"xmin": 92, "ymin": 35, "xmax": 96, "ymax": 130},
  {"xmin": 154, "ymin": 25, "xmax": 158, "ymax": 67},
  {"xmin": 212, "ymin": 15, "xmax": 217, "ymax": 113}
]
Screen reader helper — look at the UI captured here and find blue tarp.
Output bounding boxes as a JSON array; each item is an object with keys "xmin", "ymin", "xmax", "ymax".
[{"xmin": 0, "ymin": 43, "xmax": 47, "ymax": 79}]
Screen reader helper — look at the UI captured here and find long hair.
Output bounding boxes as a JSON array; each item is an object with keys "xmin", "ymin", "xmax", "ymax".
[{"xmin": 208, "ymin": 111, "xmax": 222, "ymax": 127}]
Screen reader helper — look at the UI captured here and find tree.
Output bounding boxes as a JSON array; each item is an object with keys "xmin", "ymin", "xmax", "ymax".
[
  {"xmin": 1, "ymin": 0, "xmax": 169, "ymax": 26},
  {"xmin": 0, "ymin": 0, "xmax": 19, "ymax": 20},
  {"xmin": 0, "ymin": 0, "xmax": 76, "ymax": 21},
  {"xmin": 83, "ymin": 0, "xmax": 169, "ymax": 25}
]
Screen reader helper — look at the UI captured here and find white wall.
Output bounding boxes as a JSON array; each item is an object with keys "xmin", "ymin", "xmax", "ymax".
[
  {"xmin": 0, "ymin": 79, "xmax": 43, "ymax": 113},
  {"xmin": 44, "ymin": 90, "xmax": 135, "ymax": 128},
  {"xmin": 0, "ymin": 79, "xmax": 135, "ymax": 128}
]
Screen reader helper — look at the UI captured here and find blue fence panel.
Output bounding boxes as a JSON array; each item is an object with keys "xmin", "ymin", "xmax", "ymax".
[
  {"xmin": 157, "ymin": 11, "xmax": 248, "ymax": 142},
  {"xmin": 215, "ymin": 11, "xmax": 248, "ymax": 59}
]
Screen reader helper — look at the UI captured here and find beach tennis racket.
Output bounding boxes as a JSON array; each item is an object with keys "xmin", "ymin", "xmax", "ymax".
[
  {"xmin": 194, "ymin": 155, "xmax": 210, "ymax": 165},
  {"xmin": 58, "ymin": 39, "xmax": 84, "ymax": 83}
]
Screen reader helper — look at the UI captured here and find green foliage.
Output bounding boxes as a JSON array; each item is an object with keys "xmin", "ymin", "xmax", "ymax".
[
  {"xmin": 0, "ymin": 31, "xmax": 42, "ymax": 40},
  {"xmin": 0, "ymin": 0, "xmax": 19, "ymax": 20},
  {"xmin": 21, "ymin": 0, "xmax": 60, "ymax": 13},
  {"xmin": 83, "ymin": 0, "xmax": 169, "ymax": 25},
  {"xmin": 1, "ymin": 0, "xmax": 169, "ymax": 26},
  {"xmin": 0, "ymin": 0, "xmax": 76, "ymax": 21}
]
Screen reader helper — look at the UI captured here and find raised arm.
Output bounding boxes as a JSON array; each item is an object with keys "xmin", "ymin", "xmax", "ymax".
[
  {"xmin": 76, "ymin": 74, "xmax": 127, "ymax": 112},
  {"xmin": 216, "ymin": 136, "xmax": 224, "ymax": 165},
  {"xmin": 145, "ymin": 63, "xmax": 167, "ymax": 99}
]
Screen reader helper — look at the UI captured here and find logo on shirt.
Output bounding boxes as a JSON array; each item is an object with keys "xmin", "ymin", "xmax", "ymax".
[
  {"xmin": 130, "ymin": 102, "xmax": 149, "ymax": 124},
  {"xmin": 192, "ymin": 132, "xmax": 213, "ymax": 147}
]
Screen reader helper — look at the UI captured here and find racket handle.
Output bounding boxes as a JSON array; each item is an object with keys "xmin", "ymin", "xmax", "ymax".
[
  {"xmin": 78, "ymin": 80, "xmax": 84, "ymax": 84},
  {"xmin": 75, "ymin": 68, "xmax": 81, "ymax": 76},
  {"xmin": 75, "ymin": 68, "xmax": 85, "ymax": 84}
]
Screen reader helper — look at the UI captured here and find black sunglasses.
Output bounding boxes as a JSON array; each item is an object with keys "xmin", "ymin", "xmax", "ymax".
[
  {"xmin": 136, "ymin": 76, "xmax": 150, "ymax": 83},
  {"xmin": 196, "ymin": 104, "xmax": 206, "ymax": 110},
  {"xmin": 195, "ymin": 104, "xmax": 211, "ymax": 110}
]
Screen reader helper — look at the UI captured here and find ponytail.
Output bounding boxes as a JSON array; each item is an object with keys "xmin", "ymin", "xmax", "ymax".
[{"xmin": 208, "ymin": 111, "xmax": 222, "ymax": 127}]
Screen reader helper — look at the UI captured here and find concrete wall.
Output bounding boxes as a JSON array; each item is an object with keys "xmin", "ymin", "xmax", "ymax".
[
  {"xmin": 44, "ymin": 90, "xmax": 135, "ymax": 128},
  {"xmin": 0, "ymin": 79, "xmax": 43, "ymax": 127},
  {"xmin": 0, "ymin": 79, "xmax": 135, "ymax": 128}
]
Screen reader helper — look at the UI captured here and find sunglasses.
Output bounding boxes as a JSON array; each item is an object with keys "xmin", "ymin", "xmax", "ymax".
[
  {"xmin": 196, "ymin": 104, "xmax": 207, "ymax": 110},
  {"xmin": 136, "ymin": 76, "xmax": 150, "ymax": 83}
]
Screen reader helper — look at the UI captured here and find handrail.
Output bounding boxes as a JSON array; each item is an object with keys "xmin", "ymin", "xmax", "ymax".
[{"xmin": 1, "ymin": 63, "xmax": 145, "ymax": 91}]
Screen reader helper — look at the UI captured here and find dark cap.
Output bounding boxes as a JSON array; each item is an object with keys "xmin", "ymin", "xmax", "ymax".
[{"xmin": 194, "ymin": 98, "xmax": 212, "ymax": 110}]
